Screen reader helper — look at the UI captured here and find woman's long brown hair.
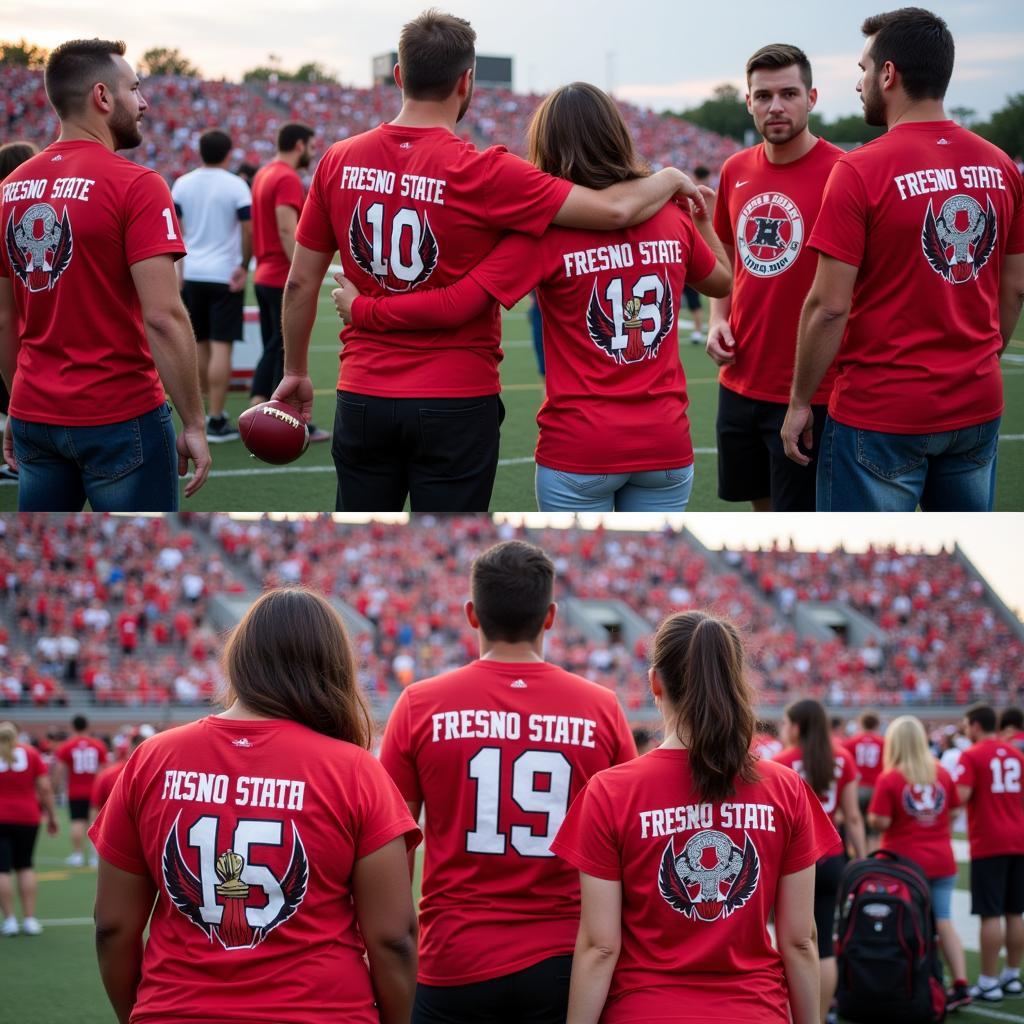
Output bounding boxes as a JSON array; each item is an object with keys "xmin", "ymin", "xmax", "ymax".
[
  {"xmin": 527, "ymin": 82, "xmax": 649, "ymax": 190},
  {"xmin": 785, "ymin": 698, "xmax": 834, "ymax": 798},
  {"xmin": 221, "ymin": 588, "xmax": 372, "ymax": 749},
  {"xmin": 652, "ymin": 611, "xmax": 758, "ymax": 803}
]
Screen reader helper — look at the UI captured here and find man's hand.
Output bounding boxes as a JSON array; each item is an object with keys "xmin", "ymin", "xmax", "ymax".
[
  {"xmin": 228, "ymin": 265, "xmax": 247, "ymax": 293},
  {"xmin": 332, "ymin": 272, "xmax": 362, "ymax": 325},
  {"xmin": 46, "ymin": 814, "xmax": 58, "ymax": 836},
  {"xmin": 688, "ymin": 184, "xmax": 715, "ymax": 224},
  {"xmin": 271, "ymin": 373, "xmax": 315, "ymax": 423},
  {"xmin": 3, "ymin": 418, "xmax": 17, "ymax": 472},
  {"xmin": 706, "ymin": 319, "xmax": 736, "ymax": 366},
  {"xmin": 781, "ymin": 402, "xmax": 815, "ymax": 466},
  {"xmin": 177, "ymin": 424, "xmax": 211, "ymax": 497},
  {"xmin": 673, "ymin": 172, "xmax": 707, "ymax": 219}
]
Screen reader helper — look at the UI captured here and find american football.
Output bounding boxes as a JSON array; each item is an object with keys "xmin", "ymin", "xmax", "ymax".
[{"xmin": 238, "ymin": 401, "xmax": 309, "ymax": 465}]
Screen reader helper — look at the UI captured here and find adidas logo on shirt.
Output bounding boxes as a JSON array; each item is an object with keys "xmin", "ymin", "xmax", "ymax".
[
  {"xmin": 231, "ymin": 738, "xmax": 252, "ymax": 747},
  {"xmin": 511, "ymin": 679, "xmax": 528, "ymax": 689}
]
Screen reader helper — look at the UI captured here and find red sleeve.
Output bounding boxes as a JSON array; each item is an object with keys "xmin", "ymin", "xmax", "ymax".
[
  {"xmin": 275, "ymin": 171, "xmax": 305, "ymax": 215},
  {"xmin": 29, "ymin": 747, "xmax": 47, "ymax": 779},
  {"xmin": 712, "ymin": 163, "xmax": 734, "ymax": 248},
  {"xmin": 867, "ymin": 772, "xmax": 895, "ymax": 818},
  {"xmin": 354, "ymin": 274, "xmax": 495, "ymax": 333},
  {"xmin": 124, "ymin": 170, "xmax": 187, "ymax": 266},
  {"xmin": 549, "ymin": 774, "xmax": 621, "ymax": 881},
  {"xmin": 484, "ymin": 149, "xmax": 573, "ymax": 236},
  {"xmin": 89, "ymin": 772, "xmax": 105, "ymax": 809},
  {"xmin": 687, "ymin": 224, "xmax": 717, "ymax": 285},
  {"xmin": 294, "ymin": 157, "xmax": 337, "ymax": 254},
  {"xmin": 842, "ymin": 747, "xmax": 860, "ymax": 787},
  {"xmin": 781, "ymin": 774, "xmax": 842, "ymax": 874},
  {"xmin": 468, "ymin": 231, "xmax": 546, "ymax": 309},
  {"xmin": 953, "ymin": 749, "xmax": 975, "ymax": 789},
  {"xmin": 89, "ymin": 762, "xmax": 149, "ymax": 875},
  {"xmin": 807, "ymin": 159, "xmax": 868, "ymax": 268},
  {"xmin": 378, "ymin": 690, "xmax": 422, "ymax": 805},
  {"xmin": 55, "ymin": 741, "xmax": 71, "ymax": 768},
  {"xmin": 354, "ymin": 751, "xmax": 422, "ymax": 858},
  {"xmin": 938, "ymin": 766, "xmax": 961, "ymax": 810}
]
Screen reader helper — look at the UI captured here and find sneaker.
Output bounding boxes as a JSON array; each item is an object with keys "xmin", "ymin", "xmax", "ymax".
[
  {"xmin": 2, "ymin": 916, "xmax": 18, "ymax": 937},
  {"xmin": 970, "ymin": 981, "xmax": 1003, "ymax": 1002},
  {"xmin": 206, "ymin": 415, "xmax": 240, "ymax": 443},
  {"xmin": 307, "ymin": 423, "xmax": 331, "ymax": 443},
  {"xmin": 65, "ymin": 851, "xmax": 84, "ymax": 867},
  {"xmin": 946, "ymin": 983, "xmax": 972, "ymax": 1011},
  {"xmin": 0, "ymin": 464, "xmax": 17, "ymax": 480},
  {"xmin": 690, "ymin": 330, "xmax": 704, "ymax": 344},
  {"xmin": 21, "ymin": 917, "xmax": 42, "ymax": 936},
  {"xmin": 1002, "ymin": 976, "xmax": 1023, "ymax": 996}
]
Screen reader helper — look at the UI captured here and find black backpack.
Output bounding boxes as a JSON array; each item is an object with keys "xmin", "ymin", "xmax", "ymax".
[{"xmin": 834, "ymin": 850, "xmax": 946, "ymax": 1024}]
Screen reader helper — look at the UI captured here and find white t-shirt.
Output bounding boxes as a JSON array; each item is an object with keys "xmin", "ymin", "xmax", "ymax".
[{"xmin": 171, "ymin": 167, "xmax": 251, "ymax": 283}]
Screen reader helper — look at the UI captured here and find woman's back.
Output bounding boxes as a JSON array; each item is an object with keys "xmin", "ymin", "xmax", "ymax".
[
  {"xmin": 91, "ymin": 715, "xmax": 419, "ymax": 1024},
  {"xmin": 552, "ymin": 749, "xmax": 838, "ymax": 1023}
]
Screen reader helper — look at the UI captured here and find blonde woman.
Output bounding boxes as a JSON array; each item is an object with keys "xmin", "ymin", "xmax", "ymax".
[
  {"xmin": 867, "ymin": 715, "xmax": 969, "ymax": 1011},
  {"xmin": 0, "ymin": 722, "xmax": 58, "ymax": 936}
]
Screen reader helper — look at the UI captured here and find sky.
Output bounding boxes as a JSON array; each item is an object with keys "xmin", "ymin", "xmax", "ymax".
[{"xmin": 9, "ymin": 0, "xmax": 1023, "ymax": 120}]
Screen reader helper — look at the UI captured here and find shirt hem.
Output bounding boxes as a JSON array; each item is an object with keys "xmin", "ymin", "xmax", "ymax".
[
  {"xmin": 9, "ymin": 396, "xmax": 166, "ymax": 428},
  {"xmin": 337, "ymin": 382, "xmax": 501, "ymax": 398},
  {"xmin": 418, "ymin": 946, "xmax": 574, "ymax": 987},
  {"xmin": 828, "ymin": 404, "xmax": 1004, "ymax": 435},
  {"xmin": 536, "ymin": 456, "xmax": 695, "ymax": 474},
  {"xmin": 721, "ymin": 379, "xmax": 833, "ymax": 408}
]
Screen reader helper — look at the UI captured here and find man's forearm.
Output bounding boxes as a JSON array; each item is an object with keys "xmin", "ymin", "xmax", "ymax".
[
  {"xmin": 279, "ymin": 228, "xmax": 297, "ymax": 263},
  {"xmin": 1000, "ymin": 288, "xmax": 1024, "ymax": 354},
  {"xmin": 616, "ymin": 168, "xmax": 685, "ymax": 226},
  {"xmin": 96, "ymin": 929, "xmax": 144, "ymax": 1024},
  {"xmin": 282, "ymin": 279, "xmax": 319, "ymax": 375},
  {"xmin": 791, "ymin": 294, "xmax": 848, "ymax": 405},
  {"xmin": 710, "ymin": 293, "xmax": 732, "ymax": 324},
  {"xmin": 147, "ymin": 310, "xmax": 206, "ymax": 429},
  {"xmin": 0, "ymin": 313, "xmax": 18, "ymax": 391},
  {"xmin": 566, "ymin": 943, "xmax": 619, "ymax": 1024}
]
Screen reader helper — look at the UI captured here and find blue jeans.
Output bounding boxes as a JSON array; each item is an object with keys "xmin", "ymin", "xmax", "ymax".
[
  {"xmin": 816, "ymin": 415, "xmax": 1000, "ymax": 511},
  {"xmin": 11, "ymin": 403, "xmax": 179, "ymax": 511},
  {"xmin": 929, "ymin": 874, "xmax": 956, "ymax": 922},
  {"xmin": 535, "ymin": 463, "xmax": 694, "ymax": 512}
]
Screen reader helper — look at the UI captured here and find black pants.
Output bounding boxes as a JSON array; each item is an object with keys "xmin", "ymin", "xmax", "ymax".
[
  {"xmin": 815, "ymin": 852, "xmax": 848, "ymax": 959},
  {"xmin": 251, "ymin": 284, "xmax": 284, "ymax": 400},
  {"xmin": 413, "ymin": 954, "xmax": 572, "ymax": 1024},
  {"xmin": 332, "ymin": 390, "xmax": 503, "ymax": 512}
]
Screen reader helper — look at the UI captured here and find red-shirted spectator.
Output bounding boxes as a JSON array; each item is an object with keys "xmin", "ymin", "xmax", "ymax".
[{"xmin": 54, "ymin": 714, "xmax": 108, "ymax": 867}]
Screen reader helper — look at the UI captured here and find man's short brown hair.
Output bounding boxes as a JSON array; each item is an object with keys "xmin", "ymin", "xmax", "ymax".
[
  {"xmin": 746, "ymin": 43, "xmax": 813, "ymax": 92},
  {"xmin": 398, "ymin": 8, "xmax": 476, "ymax": 101},
  {"xmin": 45, "ymin": 38, "xmax": 127, "ymax": 119},
  {"xmin": 861, "ymin": 7, "xmax": 954, "ymax": 102}
]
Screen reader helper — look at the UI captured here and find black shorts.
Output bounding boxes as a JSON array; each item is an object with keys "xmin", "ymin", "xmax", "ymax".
[
  {"xmin": 682, "ymin": 284, "xmax": 702, "ymax": 312},
  {"xmin": 413, "ymin": 954, "xmax": 572, "ymax": 1024},
  {"xmin": 970, "ymin": 855, "xmax": 1024, "ymax": 917},
  {"xmin": 182, "ymin": 280, "xmax": 243, "ymax": 343},
  {"xmin": 716, "ymin": 384, "xmax": 828, "ymax": 511},
  {"xmin": 68, "ymin": 798, "xmax": 90, "ymax": 822},
  {"xmin": 333, "ymin": 391, "xmax": 504, "ymax": 513},
  {"xmin": 0, "ymin": 823, "xmax": 40, "ymax": 871},
  {"xmin": 815, "ymin": 852, "xmax": 847, "ymax": 959}
]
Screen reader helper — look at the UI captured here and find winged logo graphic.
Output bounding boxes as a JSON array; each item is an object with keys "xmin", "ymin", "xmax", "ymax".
[
  {"xmin": 5, "ymin": 203, "xmax": 74, "ymax": 292},
  {"xmin": 162, "ymin": 813, "xmax": 308, "ymax": 950},
  {"xmin": 658, "ymin": 829, "xmax": 760, "ymax": 923},
  {"xmin": 349, "ymin": 198, "xmax": 438, "ymax": 292},
  {"xmin": 587, "ymin": 274, "xmax": 675, "ymax": 365},
  {"xmin": 921, "ymin": 194, "xmax": 997, "ymax": 285}
]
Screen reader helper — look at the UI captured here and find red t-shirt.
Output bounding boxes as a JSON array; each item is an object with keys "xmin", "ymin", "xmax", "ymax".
[
  {"xmin": 379, "ymin": 658, "xmax": 637, "ymax": 985},
  {"xmin": 752, "ymin": 734, "xmax": 783, "ymax": 761},
  {"xmin": 91, "ymin": 758, "xmax": 127, "ymax": 811},
  {"xmin": 0, "ymin": 139, "xmax": 185, "ymax": 425},
  {"xmin": 773, "ymin": 744, "xmax": 859, "ymax": 823},
  {"xmin": 868, "ymin": 765, "xmax": 959, "ymax": 879},
  {"xmin": 296, "ymin": 124, "xmax": 572, "ymax": 398},
  {"xmin": 0, "ymin": 743, "xmax": 47, "ymax": 825},
  {"xmin": 843, "ymin": 731, "xmax": 885, "ymax": 788},
  {"xmin": 56, "ymin": 735, "xmax": 108, "ymax": 800},
  {"xmin": 251, "ymin": 160, "xmax": 305, "ymax": 288},
  {"xmin": 551, "ymin": 752, "xmax": 840, "ymax": 1024},
  {"xmin": 89, "ymin": 716, "xmax": 420, "ymax": 1024},
  {"xmin": 953, "ymin": 736, "xmax": 1024, "ymax": 859},
  {"xmin": 713, "ymin": 138, "xmax": 843, "ymax": 404},
  {"xmin": 808, "ymin": 122, "xmax": 1024, "ymax": 433},
  {"xmin": 470, "ymin": 204, "xmax": 716, "ymax": 473}
]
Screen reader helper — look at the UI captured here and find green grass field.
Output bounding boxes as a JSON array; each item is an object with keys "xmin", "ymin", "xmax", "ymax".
[
  {"xmin": 2, "ymin": 285, "xmax": 1023, "ymax": 512},
  {"xmin": 5, "ymin": 827, "xmax": 1024, "ymax": 1024}
]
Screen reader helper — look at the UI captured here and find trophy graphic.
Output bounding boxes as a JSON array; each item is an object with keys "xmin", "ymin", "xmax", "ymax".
[
  {"xmin": 215, "ymin": 850, "xmax": 253, "ymax": 948},
  {"xmin": 622, "ymin": 297, "xmax": 646, "ymax": 362}
]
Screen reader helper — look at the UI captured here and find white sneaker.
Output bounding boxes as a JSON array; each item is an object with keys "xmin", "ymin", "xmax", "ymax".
[
  {"xmin": 690, "ymin": 330, "xmax": 704, "ymax": 344},
  {"xmin": 65, "ymin": 852, "xmax": 84, "ymax": 867},
  {"xmin": 1001, "ymin": 976, "xmax": 1023, "ymax": 997},
  {"xmin": 2, "ymin": 916, "xmax": 18, "ymax": 936},
  {"xmin": 21, "ymin": 917, "xmax": 42, "ymax": 936},
  {"xmin": 970, "ymin": 981, "xmax": 1004, "ymax": 1002}
]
